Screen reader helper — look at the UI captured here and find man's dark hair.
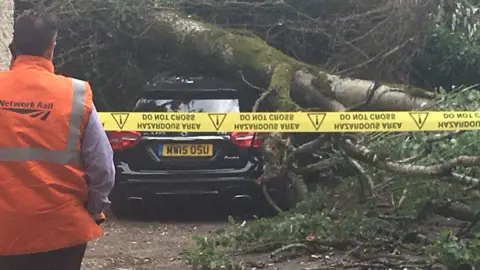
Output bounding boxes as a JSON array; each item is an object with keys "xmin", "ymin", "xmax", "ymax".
[{"xmin": 13, "ymin": 10, "xmax": 58, "ymax": 57}]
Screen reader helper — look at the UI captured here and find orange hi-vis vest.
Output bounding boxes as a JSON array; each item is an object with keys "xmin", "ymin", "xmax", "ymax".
[{"xmin": 0, "ymin": 55, "xmax": 103, "ymax": 255}]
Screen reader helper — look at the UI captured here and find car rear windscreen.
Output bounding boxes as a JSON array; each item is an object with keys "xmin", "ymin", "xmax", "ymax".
[{"xmin": 133, "ymin": 98, "xmax": 240, "ymax": 113}]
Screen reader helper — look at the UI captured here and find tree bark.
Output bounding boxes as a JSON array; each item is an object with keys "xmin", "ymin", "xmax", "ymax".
[
  {"xmin": 0, "ymin": 0, "xmax": 13, "ymax": 70},
  {"xmin": 144, "ymin": 10, "xmax": 434, "ymax": 112}
]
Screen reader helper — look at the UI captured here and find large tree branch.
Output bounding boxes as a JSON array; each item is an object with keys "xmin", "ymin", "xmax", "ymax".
[
  {"xmin": 143, "ymin": 10, "xmax": 434, "ymax": 112},
  {"xmin": 342, "ymin": 139, "xmax": 480, "ymax": 187}
]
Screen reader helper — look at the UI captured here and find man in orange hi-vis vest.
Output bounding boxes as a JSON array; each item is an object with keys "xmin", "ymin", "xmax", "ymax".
[{"xmin": 0, "ymin": 9, "xmax": 115, "ymax": 270}]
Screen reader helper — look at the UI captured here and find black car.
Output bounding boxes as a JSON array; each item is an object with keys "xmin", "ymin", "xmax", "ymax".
[{"xmin": 107, "ymin": 76, "xmax": 295, "ymax": 218}]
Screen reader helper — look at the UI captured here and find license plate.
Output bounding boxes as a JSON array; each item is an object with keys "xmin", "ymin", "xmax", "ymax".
[{"xmin": 159, "ymin": 144, "xmax": 214, "ymax": 157}]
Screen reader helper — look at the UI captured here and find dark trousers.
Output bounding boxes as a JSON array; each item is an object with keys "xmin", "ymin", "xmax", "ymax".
[{"xmin": 0, "ymin": 243, "xmax": 87, "ymax": 270}]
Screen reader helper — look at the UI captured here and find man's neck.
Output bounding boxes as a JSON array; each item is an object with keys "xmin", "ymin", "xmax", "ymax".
[{"xmin": 11, "ymin": 55, "xmax": 54, "ymax": 73}]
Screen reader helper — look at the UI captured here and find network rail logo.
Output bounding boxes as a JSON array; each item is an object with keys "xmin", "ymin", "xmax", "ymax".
[{"xmin": 0, "ymin": 100, "xmax": 54, "ymax": 121}]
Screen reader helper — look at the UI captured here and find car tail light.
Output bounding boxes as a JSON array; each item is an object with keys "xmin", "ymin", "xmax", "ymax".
[
  {"xmin": 107, "ymin": 131, "xmax": 142, "ymax": 151},
  {"xmin": 230, "ymin": 132, "xmax": 263, "ymax": 148}
]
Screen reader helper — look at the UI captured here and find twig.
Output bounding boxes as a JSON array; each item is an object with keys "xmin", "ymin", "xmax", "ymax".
[
  {"xmin": 463, "ymin": 212, "xmax": 480, "ymax": 234},
  {"xmin": 238, "ymin": 241, "xmax": 284, "ymax": 255},
  {"xmin": 343, "ymin": 244, "xmax": 363, "ymax": 259},
  {"xmin": 378, "ymin": 215, "xmax": 417, "ymax": 222},
  {"xmin": 294, "ymin": 158, "xmax": 337, "ymax": 174},
  {"xmin": 460, "ymin": 173, "xmax": 480, "ymax": 192},
  {"xmin": 429, "ymin": 200, "xmax": 477, "ymax": 222},
  {"xmin": 261, "ymin": 184, "xmax": 283, "ymax": 214},
  {"xmin": 396, "ymin": 188, "xmax": 408, "ymax": 209},
  {"xmin": 279, "ymin": 135, "xmax": 330, "ymax": 175},
  {"xmin": 426, "ymin": 131, "xmax": 465, "ymax": 143},
  {"xmin": 350, "ymin": 157, "xmax": 379, "ymax": 198},
  {"xmin": 252, "ymin": 86, "xmax": 277, "ymax": 112},
  {"xmin": 396, "ymin": 150, "xmax": 428, "ymax": 164},
  {"xmin": 238, "ymin": 70, "xmax": 266, "ymax": 92},
  {"xmin": 269, "ymin": 243, "xmax": 313, "ymax": 258},
  {"xmin": 305, "ymin": 262, "xmax": 389, "ymax": 269},
  {"xmin": 420, "ymin": 199, "xmax": 477, "ymax": 223},
  {"xmin": 345, "ymin": 80, "xmax": 382, "ymax": 111},
  {"xmin": 340, "ymin": 147, "xmax": 379, "ymax": 198}
]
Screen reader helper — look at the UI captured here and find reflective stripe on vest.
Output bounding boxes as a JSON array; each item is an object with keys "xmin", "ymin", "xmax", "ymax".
[{"xmin": 0, "ymin": 79, "xmax": 85, "ymax": 164}]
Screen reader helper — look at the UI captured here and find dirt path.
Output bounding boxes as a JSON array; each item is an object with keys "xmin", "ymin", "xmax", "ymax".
[
  {"xmin": 80, "ymin": 206, "xmax": 463, "ymax": 270},
  {"xmin": 80, "ymin": 214, "xmax": 337, "ymax": 270},
  {"xmin": 82, "ymin": 214, "xmax": 227, "ymax": 270}
]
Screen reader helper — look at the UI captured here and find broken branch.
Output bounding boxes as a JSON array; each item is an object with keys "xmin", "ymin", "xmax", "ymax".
[{"xmin": 343, "ymin": 139, "xmax": 480, "ymax": 186}]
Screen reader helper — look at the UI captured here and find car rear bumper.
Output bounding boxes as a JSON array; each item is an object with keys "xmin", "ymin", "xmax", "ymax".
[{"xmin": 112, "ymin": 174, "xmax": 264, "ymax": 203}]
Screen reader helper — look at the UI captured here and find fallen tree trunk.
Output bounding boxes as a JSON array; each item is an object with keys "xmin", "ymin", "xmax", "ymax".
[{"xmin": 142, "ymin": 10, "xmax": 434, "ymax": 112}]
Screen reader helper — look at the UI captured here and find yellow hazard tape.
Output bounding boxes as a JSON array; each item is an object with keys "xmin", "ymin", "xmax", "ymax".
[{"xmin": 98, "ymin": 111, "xmax": 480, "ymax": 133}]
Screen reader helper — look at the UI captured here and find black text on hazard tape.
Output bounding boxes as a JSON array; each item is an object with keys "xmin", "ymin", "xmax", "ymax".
[
  {"xmin": 333, "ymin": 122, "xmax": 402, "ymax": 131},
  {"xmin": 438, "ymin": 120, "xmax": 480, "ymax": 129}
]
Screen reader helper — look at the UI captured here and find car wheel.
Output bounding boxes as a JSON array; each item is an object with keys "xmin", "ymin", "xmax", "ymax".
[
  {"xmin": 275, "ymin": 177, "xmax": 297, "ymax": 211},
  {"xmin": 109, "ymin": 197, "xmax": 134, "ymax": 219},
  {"xmin": 109, "ymin": 189, "xmax": 135, "ymax": 219},
  {"xmin": 262, "ymin": 177, "xmax": 297, "ymax": 215}
]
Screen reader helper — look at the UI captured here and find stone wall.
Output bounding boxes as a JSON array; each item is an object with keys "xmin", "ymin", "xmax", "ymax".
[{"xmin": 0, "ymin": 0, "xmax": 13, "ymax": 69}]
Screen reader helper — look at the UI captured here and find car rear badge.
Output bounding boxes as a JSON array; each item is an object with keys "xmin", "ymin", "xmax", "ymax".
[{"xmin": 181, "ymin": 131, "xmax": 188, "ymax": 137}]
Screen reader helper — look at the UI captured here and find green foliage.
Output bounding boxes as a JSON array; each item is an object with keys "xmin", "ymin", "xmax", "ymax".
[
  {"xmin": 414, "ymin": 0, "xmax": 480, "ymax": 89},
  {"xmin": 182, "ymin": 189, "xmax": 390, "ymax": 269},
  {"xmin": 209, "ymin": 190, "xmax": 385, "ymax": 250},
  {"xmin": 182, "ymin": 236, "xmax": 240, "ymax": 270},
  {"xmin": 364, "ymin": 88, "xmax": 480, "ymax": 215},
  {"xmin": 415, "ymin": 26, "xmax": 480, "ymax": 90},
  {"xmin": 426, "ymin": 231, "xmax": 480, "ymax": 269},
  {"xmin": 182, "ymin": 89, "xmax": 480, "ymax": 269}
]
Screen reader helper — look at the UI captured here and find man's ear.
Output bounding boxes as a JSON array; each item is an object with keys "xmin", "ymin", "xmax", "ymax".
[
  {"xmin": 44, "ymin": 40, "xmax": 55, "ymax": 60},
  {"xmin": 8, "ymin": 43, "xmax": 16, "ymax": 59}
]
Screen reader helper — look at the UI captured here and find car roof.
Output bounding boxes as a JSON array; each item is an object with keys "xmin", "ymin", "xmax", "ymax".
[
  {"xmin": 140, "ymin": 76, "xmax": 245, "ymax": 99},
  {"xmin": 140, "ymin": 88, "xmax": 241, "ymax": 99}
]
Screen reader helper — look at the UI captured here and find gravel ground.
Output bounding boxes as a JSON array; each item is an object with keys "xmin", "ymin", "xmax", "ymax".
[
  {"xmin": 80, "ymin": 209, "xmax": 446, "ymax": 270},
  {"xmin": 80, "ymin": 213, "xmax": 319, "ymax": 270},
  {"xmin": 79, "ymin": 200, "xmax": 466, "ymax": 270},
  {"xmin": 81, "ymin": 209, "xmax": 228, "ymax": 270},
  {"xmin": 80, "ymin": 210, "xmax": 328, "ymax": 270}
]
